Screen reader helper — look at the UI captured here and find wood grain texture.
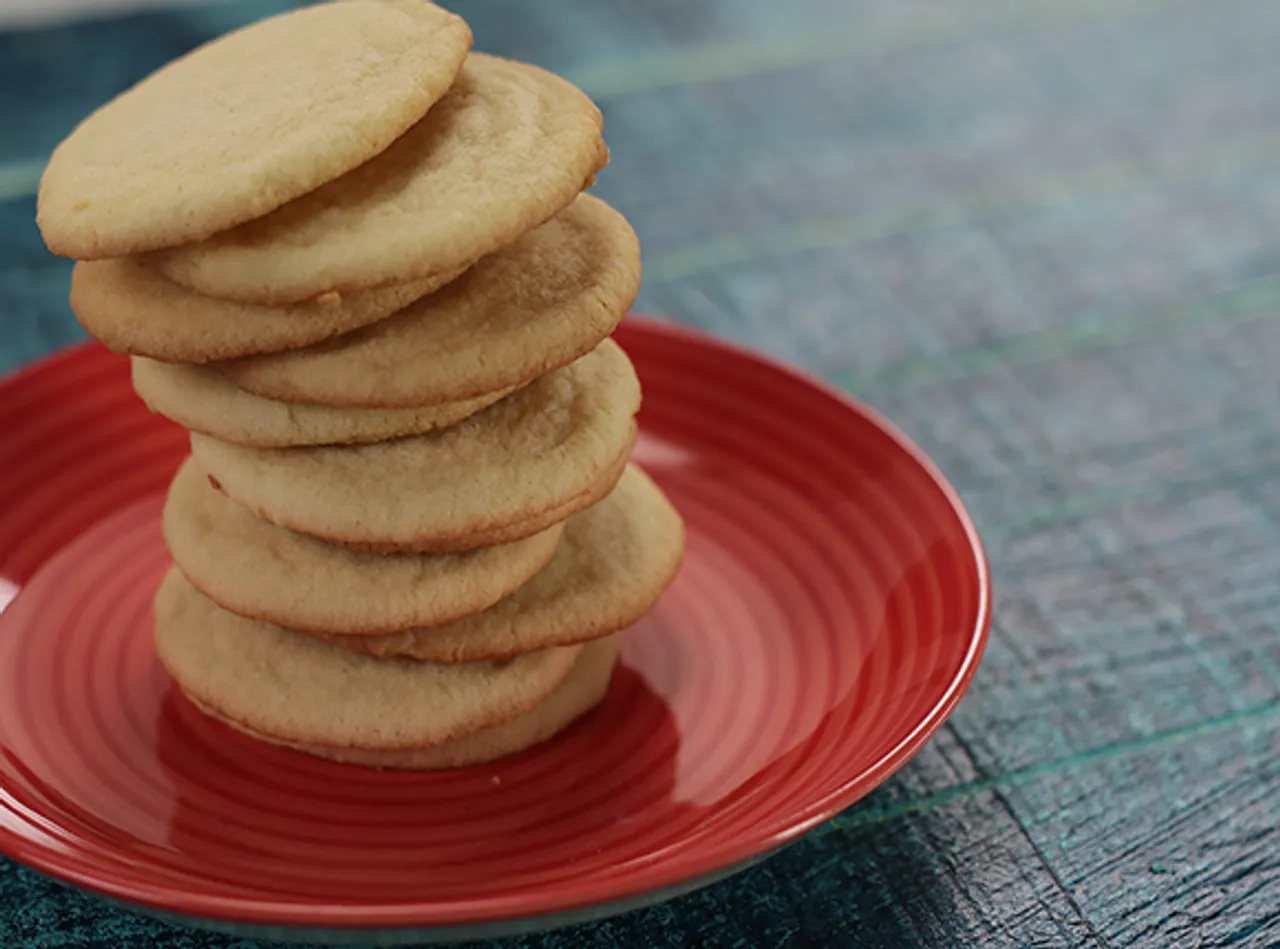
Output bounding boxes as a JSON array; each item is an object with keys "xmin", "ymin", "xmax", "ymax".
[{"xmin": 6, "ymin": 0, "xmax": 1280, "ymax": 945}]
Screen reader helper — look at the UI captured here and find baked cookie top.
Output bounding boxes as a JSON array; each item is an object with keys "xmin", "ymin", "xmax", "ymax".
[
  {"xmin": 153, "ymin": 568, "xmax": 581, "ymax": 751},
  {"xmin": 217, "ymin": 195, "xmax": 639, "ymax": 408},
  {"xmin": 190, "ymin": 340, "xmax": 641, "ymax": 552},
  {"xmin": 324, "ymin": 465, "xmax": 685, "ymax": 662},
  {"xmin": 38, "ymin": 0, "xmax": 471, "ymax": 258},
  {"xmin": 163, "ymin": 457, "xmax": 563, "ymax": 634},
  {"xmin": 151, "ymin": 54, "xmax": 608, "ymax": 304},
  {"xmin": 132, "ymin": 358, "xmax": 510, "ymax": 448}
]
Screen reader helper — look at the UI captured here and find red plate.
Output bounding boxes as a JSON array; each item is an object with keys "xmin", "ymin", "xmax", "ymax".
[{"xmin": 0, "ymin": 317, "xmax": 989, "ymax": 944}]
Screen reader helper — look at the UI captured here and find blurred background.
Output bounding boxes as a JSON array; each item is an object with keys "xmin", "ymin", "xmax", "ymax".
[{"xmin": 4, "ymin": 1, "xmax": 1280, "ymax": 947}]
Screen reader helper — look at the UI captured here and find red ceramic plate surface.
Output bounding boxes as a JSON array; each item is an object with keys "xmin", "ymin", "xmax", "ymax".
[{"xmin": 0, "ymin": 317, "xmax": 989, "ymax": 944}]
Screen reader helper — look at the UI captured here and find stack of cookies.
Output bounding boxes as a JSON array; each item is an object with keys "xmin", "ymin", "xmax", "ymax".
[{"xmin": 35, "ymin": 0, "xmax": 684, "ymax": 769}]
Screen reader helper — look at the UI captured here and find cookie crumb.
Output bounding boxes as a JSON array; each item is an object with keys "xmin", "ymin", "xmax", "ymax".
[{"xmin": 314, "ymin": 290, "xmax": 342, "ymax": 308}]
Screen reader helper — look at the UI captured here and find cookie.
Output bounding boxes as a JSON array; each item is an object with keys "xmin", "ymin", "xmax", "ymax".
[
  {"xmin": 216, "ymin": 194, "xmax": 639, "ymax": 408},
  {"xmin": 191, "ymin": 340, "xmax": 641, "ymax": 552},
  {"xmin": 38, "ymin": 0, "xmax": 471, "ymax": 259},
  {"xmin": 150, "ymin": 54, "xmax": 608, "ymax": 305},
  {"xmin": 323, "ymin": 465, "xmax": 684, "ymax": 662},
  {"xmin": 153, "ymin": 568, "xmax": 582, "ymax": 752},
  {"xmin": 70, "ymin": 258, "xmax": 459, "ymax": 363},
  {"xmin": 163, "ymin": 456, "xmax": 563, "ymax": 633},
  {"xmin": 132, "ymin": 358, "xmax": 510, "ymax": 448},
  {"xmin": 204, "ymin": 636, "xmax": 620, "ymax": 770}
]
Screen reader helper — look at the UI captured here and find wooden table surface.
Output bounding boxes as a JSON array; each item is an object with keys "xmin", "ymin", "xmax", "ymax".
[{"xmin": 3, "ymin": 0, "xmax": 1280, "ymax": 946}]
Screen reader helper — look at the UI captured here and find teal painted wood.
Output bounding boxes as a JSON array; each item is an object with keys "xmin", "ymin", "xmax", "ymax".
[{"xmin": 4, "ymin": 0, "xmax": 1280, "ymax": 946}]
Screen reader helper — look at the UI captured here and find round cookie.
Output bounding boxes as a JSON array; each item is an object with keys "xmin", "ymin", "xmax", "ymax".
[
  {"xmin": 132, "ymin": 358, "xmax": 510, "ymax": 448},
  {"xmin": 150, "ymin": 54, "xmax": 608, "ymax": 304},
  {"xmin": 38, "ymin": 1, "xmax": 471, "ymax": 259},
  {"xmin": 217, "ymin": 194, "xmax": 639, "ymax": 408},
  {"xmin": 163, "ymin": 456, "xmax": 563, "ymax": 633},
  {"xmin": 191, "ymin": 340, "xmax": 641, "ymax": 553},
  {"xmin": 153, "ymin": 568, "xmax": 582, "ymax": 752},
  {"xmin": 70, "ymin": 258, "xmax": 459, "ymax": 363},
  {"xmin": 207, "ymin": 636, "xmax": 621, "ymax": 770},
  {"xmin": 323, "ymin": 465, "xmax": 684, "ymax": 662}
]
